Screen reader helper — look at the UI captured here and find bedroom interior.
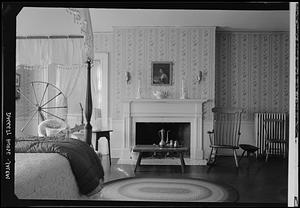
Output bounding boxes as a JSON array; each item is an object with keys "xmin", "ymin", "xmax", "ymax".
[{"xmin": 4, "ymin": 2, "xmax": 298, "ymax": 207}]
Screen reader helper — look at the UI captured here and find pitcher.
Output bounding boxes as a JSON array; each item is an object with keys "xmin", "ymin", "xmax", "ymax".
[
  {"xmin": 158, "ymin": 128, "xmax": 166, "ymax": 147},
  {"xmin": 166, "ymin": 130, "xmax": 170, "ymax": 144}
]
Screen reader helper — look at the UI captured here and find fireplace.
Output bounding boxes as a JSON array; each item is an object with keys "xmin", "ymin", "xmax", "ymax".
[
  {"xmin": 136, "ymin": 122, "xmax": 190, "ymax": 157},
  {"xmin": 122, "ymin": 99, "xmax": 207, "ymax": 165}
]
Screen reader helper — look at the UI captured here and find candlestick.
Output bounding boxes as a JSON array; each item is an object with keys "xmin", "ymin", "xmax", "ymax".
[
  {"xmin": 136, "ymin": 79, "xmax": 142, "ymax": 99},
  {"xmin": 180, "ymin": 79, "xmax": 186, "ymax": 99}
]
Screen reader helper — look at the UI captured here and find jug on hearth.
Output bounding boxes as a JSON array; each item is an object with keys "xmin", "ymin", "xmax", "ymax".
[
  {"xmin": 166, "ymin": 130, "xmax": 170, "ymax": 144},
  {"xmin": 158, "ymin": 128, "xmax": 166, "ymax": 147}
]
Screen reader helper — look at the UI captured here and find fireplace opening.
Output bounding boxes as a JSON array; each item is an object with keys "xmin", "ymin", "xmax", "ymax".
[{"xmin": 136, "ymin": 122, "xmax": 190, "ymax": 157}]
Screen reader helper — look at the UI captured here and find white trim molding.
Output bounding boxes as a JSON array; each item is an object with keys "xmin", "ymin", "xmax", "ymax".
[{"xmin": 120, "ymin": 99, "xmax": 208, "ymax": 165}]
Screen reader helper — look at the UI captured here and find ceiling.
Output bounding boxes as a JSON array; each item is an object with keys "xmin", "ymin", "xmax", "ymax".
[
  {"xmin": 90, "ymin": 9, "xmax": 289, "ymax": 32},
  {"xmin": 16, "ymin": 7, "xmax": 290, "ymax": 36}
]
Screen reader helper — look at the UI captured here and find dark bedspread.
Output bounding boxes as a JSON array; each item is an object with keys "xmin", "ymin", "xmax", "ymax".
[{"xmin": 15, "ymin": 136, "xmax": 104, "ymax": 195}]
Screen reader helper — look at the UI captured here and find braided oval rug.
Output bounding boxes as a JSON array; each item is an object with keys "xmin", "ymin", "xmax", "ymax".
[{"xmin": 99, "ymin": 177, "xmax": 238, "ymax": 202}]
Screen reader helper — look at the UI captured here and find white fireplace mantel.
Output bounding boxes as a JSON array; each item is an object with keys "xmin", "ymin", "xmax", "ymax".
[{"xmin": 121, "ymin": 98, "xmax": 208, "ymax": 165}]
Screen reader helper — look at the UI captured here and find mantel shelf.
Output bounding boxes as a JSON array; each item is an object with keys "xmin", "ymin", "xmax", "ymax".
[{"xmin": 123, "ymin": 98, "xmax": 208, "ymax": 103}]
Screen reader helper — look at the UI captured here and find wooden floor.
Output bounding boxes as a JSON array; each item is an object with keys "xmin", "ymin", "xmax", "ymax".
[{"xmin": 99, "ymin": 154, "xmax": 288, "ymax": 205}]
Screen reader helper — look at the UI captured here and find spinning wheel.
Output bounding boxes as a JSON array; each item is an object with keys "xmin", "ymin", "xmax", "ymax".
[{"xmin": 16, "ymin": 81, "xmax": 68, "ymax": 136}]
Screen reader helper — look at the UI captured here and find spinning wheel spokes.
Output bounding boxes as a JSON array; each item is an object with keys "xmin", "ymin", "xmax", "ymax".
[
  {"xmin": 39, "ymin": 82, "xmax": 49, "ymax": 106},
  {"xmin": 17, "ymin": 88, "xmax": 36, "ymax": 108},
  {"xmin": 43, "ymin": 106, "xmax": 68, "ymax": 109},
  {"xmin": 40, "ymin": 91, "xmax": 63, "ymax": 108},
  {"xmin": 17, "ymin": 81, "xmax": 68, "ymax": 136},
  {"xmin": 41, "ymin": 109, "xmax": 65, "ymax": 121},
  {"xmin": 21, "ymin": 110, "xmax": 38, "ymax": 132},
  {"xmin": 32, "ymin": 82, "xmax": 40, "ymax": 105},
  {"xmin": 16, "ymin": 108, "xmax": 36, "ymax": 118}
]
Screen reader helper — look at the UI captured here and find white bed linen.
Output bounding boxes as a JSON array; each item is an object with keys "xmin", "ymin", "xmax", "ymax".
[{"xmin": 15, "ymin": 153, "xmax": 101, "ymax": 200}]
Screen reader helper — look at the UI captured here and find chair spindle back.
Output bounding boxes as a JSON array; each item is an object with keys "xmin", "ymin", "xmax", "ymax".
[{"xmin": 211, "ymin": 108, "xmax": 243, "ymax": 148}]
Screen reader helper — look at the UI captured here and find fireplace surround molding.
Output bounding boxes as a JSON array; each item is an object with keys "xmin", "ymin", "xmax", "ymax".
[{"xmin": 121, "ymin": 98, "xmax": 209, "ymax": 165}]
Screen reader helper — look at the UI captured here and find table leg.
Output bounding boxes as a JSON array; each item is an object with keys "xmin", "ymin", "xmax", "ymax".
[
  {"xmin": 179, "ymin": 152, "xmax": 185, "ymax": 173},
  {"xmin": 107, "ymin": 137, "xmax": 111, "ymax": 166},
  {"xmin": 95, "ymin": 135, "xmax": 99, "ymax": 151},
  {"xmin": 134, "ymin": 152, "xmax": 143, "ymax": 172},
  {"xmin": 95, "ymin": 133, "xmax": 111, "ymax": 166},
  {"xmin": 238, "ymin": 150, "xmax": 246, "ymax": 163}
]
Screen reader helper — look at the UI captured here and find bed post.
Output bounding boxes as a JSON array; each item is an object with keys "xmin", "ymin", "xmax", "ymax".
[{"xmin": 85, "ymin": 58, "xmax": 93, "ymax": 146}]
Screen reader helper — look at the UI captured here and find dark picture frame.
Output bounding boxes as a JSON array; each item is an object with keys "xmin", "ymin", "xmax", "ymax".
[{"xmin": 151, "ymin": 61, "xmax": 173, "ymax": 85}]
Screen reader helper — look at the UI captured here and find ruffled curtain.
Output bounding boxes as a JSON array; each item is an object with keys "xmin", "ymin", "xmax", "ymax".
[
  {"xmin": 52, "ymin": 62, "xmax": 101, "ymax": 125},
  {"xmin": 16, "ymin": 38, "xmax": 84, "ymax": 66},
  {"xmin": 53, "ymin": 64, "xmax": 84, "ymax": 120},
  {"xmin": 16, "ymin": 8, "xmax": 95, "ymax": 130},
  {"xmin": 66, "ymin": 8, "xmax": 94, "ymax": 61},
  {"xmin": 66, "ymin": 8, "xmax": 97, "ymax": 129},
  {"xmin": 16, "ymin": 39, "xmax": 50, "ymax": 66},
  {"xmin": 16, "ymin": 38, "xmax": 85, "ymax": 121},
  {"xmin": 16, "ymin": 7, "xmax": 94, "ymax": 65}
]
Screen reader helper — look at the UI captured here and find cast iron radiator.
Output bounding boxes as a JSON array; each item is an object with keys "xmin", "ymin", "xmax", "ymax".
[{"xmin": 254, "ymin": 112, "xmax": 288, "ymax": 157}]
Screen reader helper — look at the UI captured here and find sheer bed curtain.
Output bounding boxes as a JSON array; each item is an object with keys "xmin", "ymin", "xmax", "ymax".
[
  {"xmin": 16, "ymin": 37, "xmax": 101, "ymax": 130},
  {"xmin": 53, "ymin": 62, "xmax": 101, "ymax": 128}
]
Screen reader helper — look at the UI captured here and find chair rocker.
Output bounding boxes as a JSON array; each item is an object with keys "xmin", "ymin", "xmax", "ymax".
[{"xmin": 207, "ymin": 107, "xmax": 244, "ymax": 168}]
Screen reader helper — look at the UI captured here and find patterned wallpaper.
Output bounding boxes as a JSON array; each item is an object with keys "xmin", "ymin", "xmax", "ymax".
[
  {"xmin": 94, "ymin": 32, "xmax": 113, "ymax": 52},
  {"xmin": 111, "ymin": 27, "xmax": 216, "ymax": 119},
  {"xmin": 94, "ymin": 30, "xmax": 289, "ymax": 121},
  {"xmin": 215, "ymin": 32, "xmax": 289, "ymax": 121}
]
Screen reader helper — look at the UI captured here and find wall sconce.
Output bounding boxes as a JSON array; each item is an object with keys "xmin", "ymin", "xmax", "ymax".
[
  {"xmin": 196, "ymin": 71, "xmax": 202, "ymax": 84},
  {"xmin": 125, "ymin": 71, "xmax": 131, "ymax": 84}
]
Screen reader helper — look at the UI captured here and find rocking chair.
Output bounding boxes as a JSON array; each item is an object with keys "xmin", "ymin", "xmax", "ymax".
[{"xmin": 207, "ymin": 107, "xmax": 244, "ymax": 167}]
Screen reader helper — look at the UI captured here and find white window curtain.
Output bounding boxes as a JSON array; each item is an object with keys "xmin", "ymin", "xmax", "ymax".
[
  {"xmin": 53, "ymin": 64, "xmax": 84, "ymax": 121},
  {"xmin": 52, "ymin": 62, "xmax": 101, "ymax": 123},
  {"xmin": 16, "ymin": 8, "xmax": 95, "ymax": 136},
  {"xmin": 15, "ymin": 38, "xmax": 100, "ymax": 126},
  {"xmin": 16, "ymin": 38, "xmax": 85, "ymax": 66},
  {"xmin": 16, "ymin": 39, "xmax": 50, "ymax": 66}
]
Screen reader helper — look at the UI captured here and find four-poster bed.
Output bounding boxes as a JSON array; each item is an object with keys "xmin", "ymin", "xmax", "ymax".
[
  {"xmin": 14, "ymin": 59, "xmax": 102, "ymax": 199},
  {"xmin": 84, "ymin": 58, "xmax": 93, "ymax": 146},
  {"xmin": 14, "ymin": 8, "xmax": 103, "ymax": 200}
]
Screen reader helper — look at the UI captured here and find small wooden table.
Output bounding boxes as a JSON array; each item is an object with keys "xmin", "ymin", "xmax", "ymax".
[
  {"xmin": 93, "ymin": 130, "xmax": 113, "ymax": 166},
  {"xmin": 132, "ymin": 145, "xmax": 189, "ymax": 173},
  {"xmin": 238, "ymin": 144, "xmax": 259, "ymax": 163}
]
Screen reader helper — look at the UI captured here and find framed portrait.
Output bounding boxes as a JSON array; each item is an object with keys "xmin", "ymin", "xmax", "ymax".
[{"xmin": 151, "ymin": 61, "xmax": 173, "ymax": 85}]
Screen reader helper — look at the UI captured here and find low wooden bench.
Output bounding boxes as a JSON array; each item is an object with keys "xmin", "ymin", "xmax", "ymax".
[{"xmin": 132, "ymin": 145, "xmax": 189, "ymax": 173}]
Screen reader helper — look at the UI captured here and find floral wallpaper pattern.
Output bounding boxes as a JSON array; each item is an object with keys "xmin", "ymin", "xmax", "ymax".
[
  {"xmin": 94, "ymin": 32, "xmax": 113, "ymax": 52},
  {"xmin": 94, "ymin": 31, "xmax": 289, "ymax": 121},
  {"xmin": 111, "ymin": 27, "xmax": 216, "ymax": 119},
  {"xmin": 216, "ymin": 32, "xmax": 289, "ymax": 121}
]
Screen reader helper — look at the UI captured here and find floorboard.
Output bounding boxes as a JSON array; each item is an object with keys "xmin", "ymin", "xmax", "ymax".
[{"xmin": 99, "ymin": 154, "xmax": 288, "ymax": 204}]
